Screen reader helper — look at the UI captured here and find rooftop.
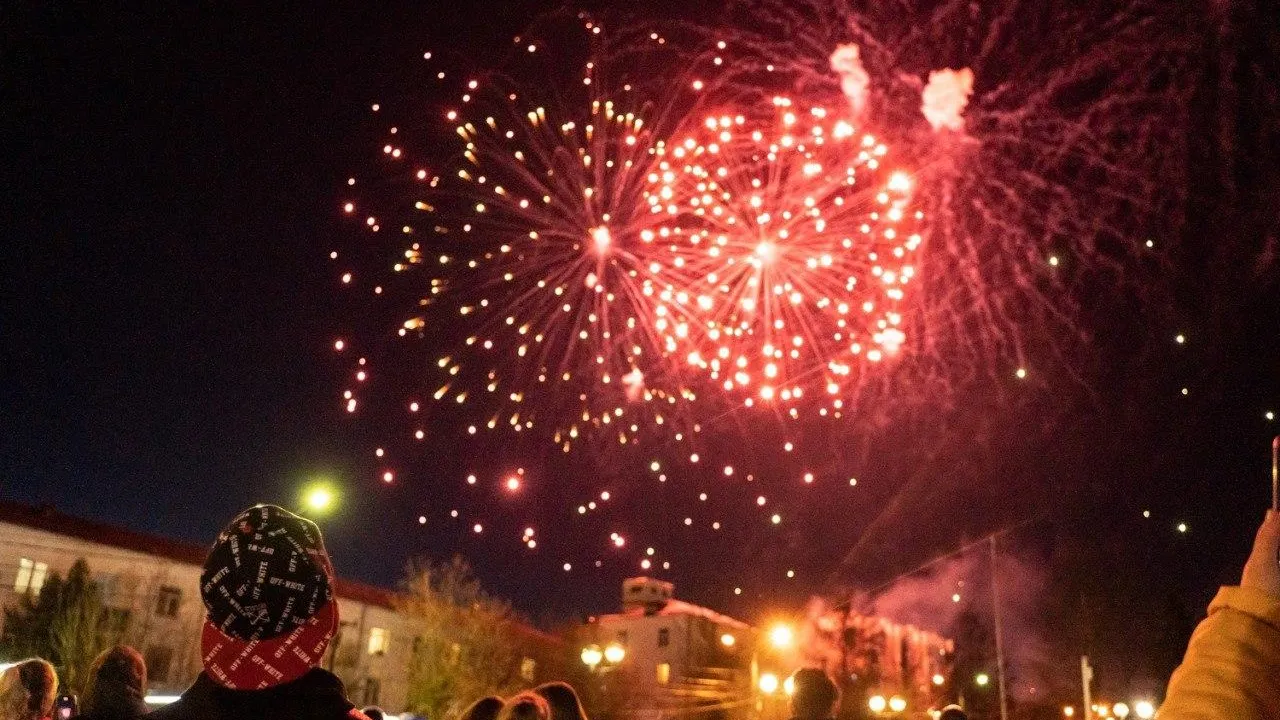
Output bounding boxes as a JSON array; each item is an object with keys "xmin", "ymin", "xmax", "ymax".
[{"xmin": 618, "ymin": 598, "xmax": 752, "ymax": 630}]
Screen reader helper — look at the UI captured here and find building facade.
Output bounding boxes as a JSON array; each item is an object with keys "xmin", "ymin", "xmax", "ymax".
[
  {"xmin": 578, "ymin": 578, "xmax": 757, "ymax": 720},
  {"xmin": 808, "ymin": 607, "xmax": 955, "ymax": 716}
]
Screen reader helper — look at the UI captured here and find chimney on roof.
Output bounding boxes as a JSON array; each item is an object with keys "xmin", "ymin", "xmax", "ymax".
[{"xmin": 622, "ymin": 577, "xmax": 673, "ymax": 616}]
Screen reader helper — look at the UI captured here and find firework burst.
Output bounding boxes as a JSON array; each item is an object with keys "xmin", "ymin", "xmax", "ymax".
[
  {"xmin": 333, "ymin": 0, "xmax": 1203, "ymax": 593},
  {"xmin": 699, "ymin": 0, "xmax": 1199, "ymax": 394},
  {"xmin": 639, "ymin": 96, "xmax": 923, "ymax": 418},
  {"xmin": 340, "ymin": 19, "xmax": 717, "ymax": 455}
]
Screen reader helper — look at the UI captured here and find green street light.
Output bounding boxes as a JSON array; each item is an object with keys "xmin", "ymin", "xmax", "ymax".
[{"xmin": 301, "ymin": 482, "xmax": 337, "ymax": 515}]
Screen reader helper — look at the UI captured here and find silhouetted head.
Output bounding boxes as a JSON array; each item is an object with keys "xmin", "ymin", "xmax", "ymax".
[
  {"xmin": 790, "ymin": 668, "xmax": 839, "ymax": 720},
  {"xmin": 0, "ymin": 659, "xmax": 58, "ymax": 720},
  {"xmin": 84, "ymin": 645, "xmax": 148, "ymax": 715},
  {"xmin": 461, "ymin": 683, "xmax": 590, "ymax": 720}
]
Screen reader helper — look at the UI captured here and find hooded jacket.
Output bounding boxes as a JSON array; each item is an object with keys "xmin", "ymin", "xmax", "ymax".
[
  {"xmin": 1159, "ymin": 585, "xmax": 1280, "ymax": 719},
  {"xmin": 146, "ymin": 668, "xmax": 370, "ymax": 720}
]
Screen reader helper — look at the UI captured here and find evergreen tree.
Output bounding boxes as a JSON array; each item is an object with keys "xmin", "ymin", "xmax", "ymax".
[{"xmin": 0, "ymin": 559, "xmax": 108, "ymax": 694}]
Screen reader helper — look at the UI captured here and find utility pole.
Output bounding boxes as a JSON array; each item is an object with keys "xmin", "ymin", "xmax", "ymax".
[
  {"xmin": 990, "ymin": 536, "xmax": 1009, "ymax": 720},
  {"xmin": 1270, "ymin": 435, "xmax": 1278, "ymax": 511},
  {"xmin": 1081, "ymin": 656, "xmax": 1094, "ymax": 720}
]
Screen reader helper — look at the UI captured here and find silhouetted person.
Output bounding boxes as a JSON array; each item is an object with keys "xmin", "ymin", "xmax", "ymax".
[
  {"xmin": 531, "ymin": 682, "xmax": 589, "ymax": 720},
  {"xmin": 147, "ymin": 505, "xmax": 368, "ymax": 720},
  {"xmin": 1161, "ymin": 510, "xmax": 1280, "ymax": 718},
  {"xmin": 76, "ymin": 646, "xmax": 147, "ymax": 720},
  {"xmin": 0, "ymin": 659, "xmax": 58, "ymax": 720},
  {"xmin": 788, "ymin": 669, "xmax": 838, "ymax": 720},
  {"xmin": 462, "ymin": 683, "xmax": 590, "ymax": 720}
]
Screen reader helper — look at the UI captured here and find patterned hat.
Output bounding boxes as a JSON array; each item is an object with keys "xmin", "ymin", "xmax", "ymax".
[{"xmin": 198, "ymin": 505, "xmax": 339, "ymax": 689}]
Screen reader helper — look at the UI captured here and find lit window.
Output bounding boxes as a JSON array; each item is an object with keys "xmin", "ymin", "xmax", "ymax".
[
  {"xmin": 367, "ymin": 627, "xmax": 389, "ymax": 656},
  {"xmin": 656, "ymin": 663, "xmax": 671, "ymax": 685},
  {"xmin": 14, "ymin": 558, "xmax": 49, "ymax": 596},
  {"xmin": 521, "ymin": 657, "xmax": 537, "ymax": 681}
]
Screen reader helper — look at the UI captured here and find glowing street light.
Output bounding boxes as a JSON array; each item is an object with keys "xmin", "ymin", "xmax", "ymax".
[
  {"xmin": 888, "ymin": 696, "xmax": 907, "ymax": 713},
  {"xmin": 783, "ymin": 676, "xmax": 796, "ymax": 696},
  {"xmin": 720, "ymin": 633, "xmax": 736, "ymax": 647},
  {"xmin": 867, "ymin": 695, "xmax": 887, "ymax": 713},
  {"xmin": 603, "ymin": 643, "xmax": 626, "ymax": 664},
  {"xmin": 759, "ymin": 673, "xmax": 780, "ymax": 694},
  {"xmin": 975, "ymin": 673, "xmax": 991, "ymax": 687},
  {"xmin": 932, "ymin": 674, "xmax": 946, "ymax": 686},
  {"xmin": 1063, "ymin": 706, "xmax": 1075, "ymax": 717},
  {"xmin": 580, "ymin": 646, "xmax": 603, "ymax": 668},
  {"xmin": 301, "ymin": 482, "xmax": 336, "ymax": 514},
  {"xmin": 1113, "ymin": 702, "xmax": 1130, "ymax": 718},
  {"xmin": 768, "ymin": 623, "xmax": 795, "ymax": 649},
  {"xmin": 1133, "ymin": 700, "xmax": 1156, "ymax": 719}
]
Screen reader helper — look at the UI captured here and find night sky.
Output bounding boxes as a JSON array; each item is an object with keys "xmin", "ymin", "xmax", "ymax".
[{"xmin": 3, "ymin": 0, "xmax": 1278, "ymax": 704}]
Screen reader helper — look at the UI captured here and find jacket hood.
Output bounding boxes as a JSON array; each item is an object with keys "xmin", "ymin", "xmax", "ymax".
[{"xmin": 147, "ymin": 668, "xmax": 366, "ymax": 720}]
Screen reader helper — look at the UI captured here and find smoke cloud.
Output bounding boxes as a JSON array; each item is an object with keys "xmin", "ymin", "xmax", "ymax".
[
  {"xmin": 829, "ymin": 44, "xmax": 870, "ymax": 118},
  {"xmin": 802, "ymin": 546, "xmax": 1059, "ymax": 703},
  {"xmin": 921, "ymin": 67, "xmax": 974, "ymax": 132}
]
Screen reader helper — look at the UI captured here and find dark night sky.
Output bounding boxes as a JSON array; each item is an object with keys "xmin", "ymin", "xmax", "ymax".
[
  {"xmin": 2, "ymin": 0, "xmax": 1278, "ymax": 703},
  {"xmin": 0, "ymin": 2, "xmax": 468, "ymax": 589}
]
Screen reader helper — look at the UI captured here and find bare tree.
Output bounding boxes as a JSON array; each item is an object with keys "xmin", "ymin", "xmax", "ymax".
[{"xmin": 399, "ymin": 556, "xmax": 527, "ymax": 720}]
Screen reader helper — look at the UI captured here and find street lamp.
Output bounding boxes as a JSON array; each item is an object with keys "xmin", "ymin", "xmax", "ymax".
[
  {"xmin": 768, "ymin": 623, "xmax": 795, "ymax": 650},
  {"xmin": 1133, "ymin": 700, "xmax": 1156, "ymax": 719},
  {"xmin": 975, "ymin": 673, "xmax": 991, "ymax": 688},
  {"xmin": 759, "ymin": 673, "xmax": 780, "ymax": 694},
  {"xmin": 783, "ymin": 676, "xmax": 796, "ymax": 696},
  {"xmin": 604, "ymin": 644, "xmax": 626, "ymax": 664},
  {"xmin": 1063, "ymin": 706, "xmax": 1075, "ymax": 717},
  {"xmin": 1113, "ymin": 702, "xmax": 1130, "ymax": 718},
  {"xmin": 721, "ymin": 633, "xmax": 737, "ymax": 647},
  {"xmin": 301, "ymin": 481, "xmax": 337, "ymax": 515},
  {"xmin": 888, "ymin": 696, "xmax": 907, "ymax": 713},
  {"xmin": 867, "ymin": 696, "xmax": 887, "ymax": 713},
  {"xmin": 580, "ymin": 646, "xmax": 603, "ymax": 669}
]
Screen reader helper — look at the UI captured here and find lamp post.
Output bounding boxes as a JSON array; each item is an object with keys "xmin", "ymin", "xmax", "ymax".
[
  {"xmin": 768, "ymin": 623, "xmax": 795, "ymax": 650},
  {"xmin": 990, "ymin": 537, "xmax": 1009, "ymax": 720}
]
